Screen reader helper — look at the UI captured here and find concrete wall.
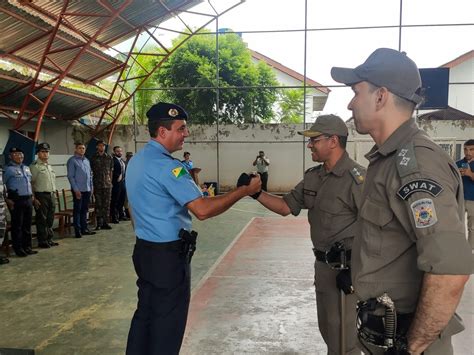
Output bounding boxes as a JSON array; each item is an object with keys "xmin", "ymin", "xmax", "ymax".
[{"xmin": 2, "ymin": 118, "xmax": 473, "ymax": 193}]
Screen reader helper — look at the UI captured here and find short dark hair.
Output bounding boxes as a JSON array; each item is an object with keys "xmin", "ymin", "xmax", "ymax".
[
  {"xmin": 464, "ymin": 139, "xmax": 474, "ymax": 146},
  {"xmin": 337, "ymin": 135, "xmax": 348, "ymax": 149},
  {"xmin": 183, "ymin": 151, "xmax": 190, "ymax": 157},
  {"xmin": 367, "ymin": 82, "xmax": 416, "ymax": 115},
  {"xmin": 113, "ymin": 146, "xmax": 121, "ymax": 151},
  {"xmin": 75, "ymin": 142, "xmax": 85, "ymax": 147},
  {"xmin": 149, "ymin": 120, "xmax": 174, "ymax": 138}
]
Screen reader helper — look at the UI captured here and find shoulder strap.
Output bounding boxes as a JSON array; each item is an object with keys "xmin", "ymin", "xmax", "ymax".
[{"xmin": 396, "ymin": 141, "xmax": 419, "ymax": 178}]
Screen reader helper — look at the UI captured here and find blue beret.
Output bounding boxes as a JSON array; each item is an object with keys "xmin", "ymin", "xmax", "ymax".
[{"xmin": 146, "ymin": 102, "xmax": 188, "ymax": 123}]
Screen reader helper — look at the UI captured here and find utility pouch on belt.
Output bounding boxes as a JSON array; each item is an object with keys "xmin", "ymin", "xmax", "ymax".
[
  {"xmin": 356, "ymin": 293, "xmax": 415, "ymax": 355},
  {"xmin": 179, "ymin": 229, "xmax": 198, "ymax": 264},
  {"xmin": 313, "ymin": 241, "xmax": 351, "ymax": 270}
]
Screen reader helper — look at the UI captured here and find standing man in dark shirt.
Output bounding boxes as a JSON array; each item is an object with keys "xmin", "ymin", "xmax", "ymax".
[
  {"xmin": 456, "ymin": 139, "xmax": 474, "ymax": 249},
  {"xmin": 110, "ymin": 146, "xmax": 127, "ymax": 223},
  {"xmin": 3, "ymin": 147, "xmax": 38, "ymax": 257},
  {"xmin": 67, "ymin": 142, "xmax": 95, "ymax": 238},
  {"xmin": 90, "ymin": 140, "xmax": 113, "ymax": 230}
]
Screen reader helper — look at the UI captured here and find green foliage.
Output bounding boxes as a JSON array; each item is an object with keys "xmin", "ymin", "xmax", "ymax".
[
  {"xmin": 153, "ymin": 31, "xmax": 279, "ymax": 124},
  {"xmin": 276, "ymin": 88, "xmax": 305, "ymax": 123}
]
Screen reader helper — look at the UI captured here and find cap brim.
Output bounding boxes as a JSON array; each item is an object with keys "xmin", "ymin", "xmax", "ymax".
[
  {"xmin": 330, "ymin": 67, "xmax": 362, "ymax": 85},
  {"xmin": 297, "ymin": 130, "xmax": 324, "ymax": 138}
]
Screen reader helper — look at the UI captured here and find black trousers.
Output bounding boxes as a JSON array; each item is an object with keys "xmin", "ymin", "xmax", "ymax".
[
  {"xmin": 110, "ymin": 181, "xmax": 125, "ymax": 222},
  {"xmin": 258, "ymin": 171, "xmax": 268, "ymax": 191},
  {"xmin": 10, "ymin": 197, "xmax": 33, "ymax": 252},
  {"xmin": 126, "ymin": 238, "xmax": 190, "ymax": 355},
  {"xmin": 34, "ymin": 192, "xmax": 56, "ymax": 243}
]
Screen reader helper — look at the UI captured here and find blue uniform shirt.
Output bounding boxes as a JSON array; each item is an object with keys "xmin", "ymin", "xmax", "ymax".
[
  {"xmin": 456, "ymin": 158, "xmax": 474, "ymax": 201},
  {"xmin": 126, "ymin": 140, "xmax": 203, "ymax": 243},
  {"xmin": 67, "ymin": 155, "xmax": 93, "ymax": 192},
  {"xmin": 3, "ymin": 162, "xmax": 33, "ymax": 197}
]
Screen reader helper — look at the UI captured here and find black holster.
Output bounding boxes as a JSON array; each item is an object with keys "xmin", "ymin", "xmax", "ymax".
[
  {"xmin": 313, "ymin": 241, "xmax": 351, "ymax": 269},
  {"xmin": 179, "ymin": 229, "xmax": 198, "ymax": 264},
  {"xmin": 357, "ymin": 293, "xmax": 414, "ymax": 354}
]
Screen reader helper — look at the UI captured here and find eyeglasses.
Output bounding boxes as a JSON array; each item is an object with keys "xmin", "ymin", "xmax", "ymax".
[{"xmin": 308, "ymin": 136, "xmax": 330, "ymax": 144}]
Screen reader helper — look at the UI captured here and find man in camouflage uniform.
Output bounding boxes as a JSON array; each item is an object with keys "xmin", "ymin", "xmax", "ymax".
[
  {"xmin": 90, "ymin": 140, "xmax": 113, "ymax": 230},
  {"xmin": 251, "ymin": 115, "xmax": 365, "ymax": 355},
  {"xmin": 331, "ymin": 48, "xmax": 472, "ymax": 354},
  {"xmin": 30, "ymin": 142, "xmax": 58, "ymax": 248},
  {"xmin": 0, "ymin": 167, "xmax": 9, "ymax": 264}
]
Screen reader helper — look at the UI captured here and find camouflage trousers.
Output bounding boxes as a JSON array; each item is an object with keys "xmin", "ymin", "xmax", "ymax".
[{"xmin": 94, "ymin": 188, "xmax": 112, "ymax": 225}]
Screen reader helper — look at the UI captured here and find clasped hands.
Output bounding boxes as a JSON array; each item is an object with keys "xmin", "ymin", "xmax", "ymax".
[{"xmin": 236, "ymin": 172, "xmax": 262, "ymax": 199}]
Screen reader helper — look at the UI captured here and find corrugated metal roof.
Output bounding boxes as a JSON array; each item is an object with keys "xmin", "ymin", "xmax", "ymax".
[
  {"xmin": 10, "ymin": 0, "xmax": 203, "ymax": 47},
  {"xmin": 418, "ymin": 106, "xmax": 474, "ymax": 121},
  {"xmin": 0, "ymin": 68, "xmax": 108, "ymax": 120},
  {"xmin": 0, "ymin": 1, "xmax": 123, "ymax": 83}
]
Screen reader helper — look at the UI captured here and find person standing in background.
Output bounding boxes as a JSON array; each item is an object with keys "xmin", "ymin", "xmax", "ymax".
[
  {"xmin": 30, "ymin": 142, "xmax": 58, "ymax": 248},
  {"xmin": 253, "ymin": 150, "xmax": 270, "ymax": 191},
  {"xmin": 456, "ymin": 139, "xmax": 474, "ymax": 250},
  {"xmin": 3, "ymin": 147, "xmax": 37, "ymax": 257},
  {"xmin": 67, "ymin": 142, "xmax": 95, "ymax": 239},
  {"xmin": 90, "ymin": 140, "xmax": 113, "ymax": 230}
]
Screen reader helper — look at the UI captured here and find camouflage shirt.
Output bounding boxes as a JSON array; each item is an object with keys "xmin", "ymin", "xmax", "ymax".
[
  {"xmin": 90, "ymin": 152, "xmax": 113, "ymax": 189},
  {"xmin": 0, "ymin": 170, "xmax": 6, "ymax": 238}
]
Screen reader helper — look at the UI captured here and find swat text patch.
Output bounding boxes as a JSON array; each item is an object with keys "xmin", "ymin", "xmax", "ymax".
[{"xmin": 397, "ymin": 179, "xmax": 443, "ymax": 200}]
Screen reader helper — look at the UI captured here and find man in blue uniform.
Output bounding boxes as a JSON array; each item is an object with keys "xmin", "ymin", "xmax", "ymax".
[
  {"xmin": 3, "ymin": 147, "xmax": 38, "ymax": 257},
  {"xmin": 125, "ymin": 102, "xmax": 261, "ymax": 355}
]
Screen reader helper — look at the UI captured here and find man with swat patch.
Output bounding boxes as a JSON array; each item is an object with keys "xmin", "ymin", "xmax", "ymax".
[
  {"xmin": 125, "ymin": 102, "xmax": 261, "ymax": 355},
  {"xmin": 246, "ymin": 114, "xmax": 364, "ymax": 355},
  {"xmin": 331, "ymin": 48, "xmax": 472, "ymax": 354}
]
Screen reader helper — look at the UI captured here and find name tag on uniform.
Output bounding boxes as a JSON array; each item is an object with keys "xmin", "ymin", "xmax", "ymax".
[
  {"xmin": 303, "ymin": 189, "xmax": 317, "ymax": 196},
  {"xmin": 397, "ymin": 179, "xmax": 443, "ymax": 200}
]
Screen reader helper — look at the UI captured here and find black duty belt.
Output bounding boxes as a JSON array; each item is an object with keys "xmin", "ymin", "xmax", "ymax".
[
  {"xmin": 314, "ymin": 248, "xmax": 351, "ymax": 263},
  {"xmin": 35, "ymin": 191, "xmax": 54, "ymax": 195},
  {"xmin": 135, "ymin": 237, "xmax": 182, "ymax": 252},
  {"xmin": 10, "ymin": 195, "xmax": 32, "ymax": 201}
]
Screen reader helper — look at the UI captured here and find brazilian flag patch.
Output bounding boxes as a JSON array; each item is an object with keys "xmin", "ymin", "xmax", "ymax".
[{"xmin": 172, "ymin": 166, "xmax": 189, "ymax": 178}]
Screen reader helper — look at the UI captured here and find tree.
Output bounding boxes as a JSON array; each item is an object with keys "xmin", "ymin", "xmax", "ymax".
[
  {"xmin": 276, "ymin": 88, "xmax": 305, "ymax": 123},
  {"xmin": 153, "ymin": 30, "xmax": 279, "ymax": 124}
]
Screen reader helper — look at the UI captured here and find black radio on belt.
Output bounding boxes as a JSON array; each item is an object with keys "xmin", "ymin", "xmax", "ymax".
[{"xmin": 179, "ymin": 229, "xmax": 198, "ymax": 264}]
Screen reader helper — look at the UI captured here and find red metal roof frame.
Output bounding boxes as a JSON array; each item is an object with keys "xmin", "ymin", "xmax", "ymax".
[{"xmin": 1, "ymin": 0, "xmax": 245, "ymax": 144}]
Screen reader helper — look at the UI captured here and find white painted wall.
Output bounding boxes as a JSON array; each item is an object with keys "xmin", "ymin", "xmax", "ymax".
[
  {"xmin": 2, "ymin": 118, "xmax": 473, "ymax": 193},
  {"xmin": 448, "ymin": 58, "xmax": 474, "ymax": 115}
]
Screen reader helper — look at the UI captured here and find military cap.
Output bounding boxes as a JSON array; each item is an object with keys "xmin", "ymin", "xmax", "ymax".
[
  {"xmin": 298, "ymin": 114, "xmax": 348, "ymax": 138},
  {"xmin": 36, "ymin": 142, "xmax": 50, "ymax": 152},
  {"xmin": 146, "ymin": 102, "xmax": 188, "ymax": 122},
  {"xmin": 9, "ymin": 147, "xmax": 24, "ymax": 154},
  {"xmin": 331, "ymin": 48, "xmax": 422, "ymax": 105},
  {"xmin": 96, "ymin": 139, "xmax": 106, "ymax": 145}
]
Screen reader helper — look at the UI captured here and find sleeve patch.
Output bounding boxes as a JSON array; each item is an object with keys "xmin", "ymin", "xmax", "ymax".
[
  {"xmin": 397, "ymin": 179, "xmax": 443, "ymax": 200},
  {"xmin": 171, "ymin": 166, "xmax": 189, "ymax": 178},
  {"xmin": 350, "ymin": 167, "xmax": 365, "ymax": 184},
  {"xmin": 411, "ymin": 198, "xmax": 438, "ymax": 228}
]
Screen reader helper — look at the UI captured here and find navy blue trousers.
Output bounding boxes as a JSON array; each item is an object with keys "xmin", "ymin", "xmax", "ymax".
[
  {"xmin": 126, "ymin": 239, "xmax": 190, "ymax": 355},
  {"xmin": 72, "ymin": 191, "xmax": 90, "ymax": 234}
]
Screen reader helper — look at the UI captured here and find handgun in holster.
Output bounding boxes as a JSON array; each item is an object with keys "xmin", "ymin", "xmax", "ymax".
[
  {"xmin": 356, "ymin": 292, "xmax": 413, "ymax": 355},
  {"xmin": 179, "ymin": 229, "xmax": 198, "ymax": 264},
  {"xmin": 313, "ymin": 241, "xmax": 351, "ymax": 270}
]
